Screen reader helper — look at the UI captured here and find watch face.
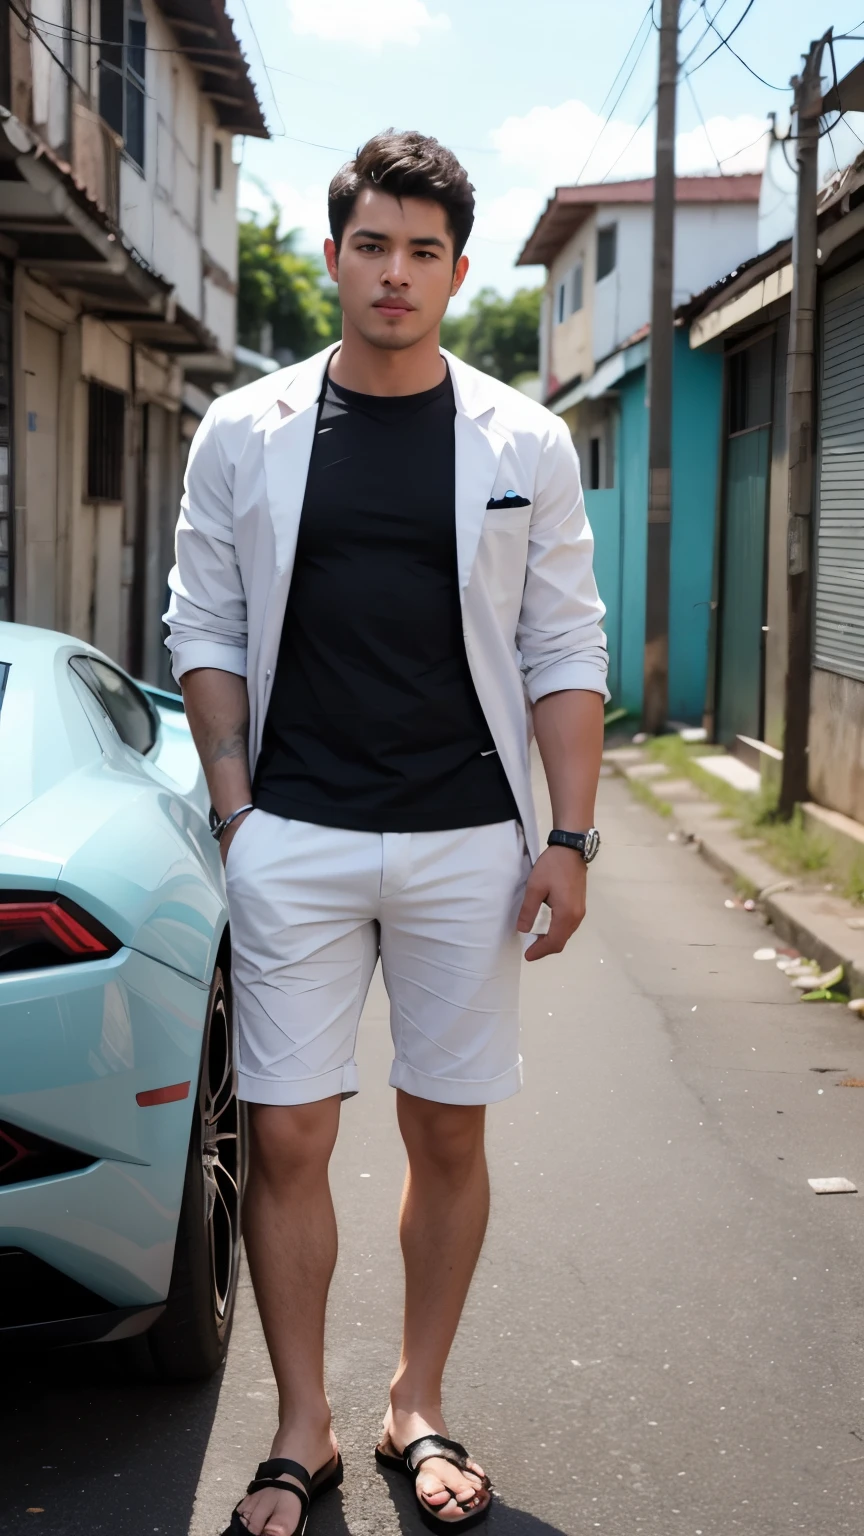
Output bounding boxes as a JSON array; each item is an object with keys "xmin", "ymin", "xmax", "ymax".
[{"xmin": 583, "ymin": 828, "xmax": 600, "ymax": 863}]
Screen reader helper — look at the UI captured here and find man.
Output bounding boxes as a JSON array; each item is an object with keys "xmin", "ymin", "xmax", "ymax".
[{"xmin": 165, "ymin": 131, "xmax": 607, "ymax": 1536}]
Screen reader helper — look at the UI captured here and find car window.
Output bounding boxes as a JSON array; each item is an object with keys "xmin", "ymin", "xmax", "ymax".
[
  {"xmin": 69, "ymin": 657, "xmax": 158, "ymax": 756},
  {"xmin": 0, "ymin": 661, "xmax": 8, "ymax": 718}
]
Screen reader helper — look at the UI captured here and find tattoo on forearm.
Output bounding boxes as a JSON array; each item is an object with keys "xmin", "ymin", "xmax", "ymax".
[{"xmin": 205, "ymin": 731, "xmax": 249, "ymax": 767}]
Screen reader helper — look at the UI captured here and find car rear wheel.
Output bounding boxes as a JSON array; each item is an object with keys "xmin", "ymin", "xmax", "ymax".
[{"xmin": 147, "ymin": 962, "xmax": 244, "ymax": 1380}]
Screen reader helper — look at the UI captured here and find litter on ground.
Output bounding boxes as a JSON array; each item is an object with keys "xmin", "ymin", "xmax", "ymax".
[
  {"xmin": 808, "ymin": 1177, "xmax": 858, "ymax": 1195},
  {"xmin": 753, "ymin": 948, "xmax": 777, "ymax": 961}
]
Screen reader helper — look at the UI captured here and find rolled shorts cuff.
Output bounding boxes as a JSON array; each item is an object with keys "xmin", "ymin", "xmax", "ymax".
[
  {"xmin": 388, "ymin": 1056, "xmax": 523, "ymax": 1106},
  {"xmin": 237, "ymin": 1060, "xmax": 359, "ymax": 1106}
]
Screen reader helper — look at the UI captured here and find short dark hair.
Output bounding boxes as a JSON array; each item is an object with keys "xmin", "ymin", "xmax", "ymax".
[{"xmin": 328, "ymin": 130, "xmax": 475, "ymax": 260}]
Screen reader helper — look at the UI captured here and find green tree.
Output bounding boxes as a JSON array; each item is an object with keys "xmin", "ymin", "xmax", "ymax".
[
  {"xmin": 237, "ymin": 205, "xmax": 341, "ymax": 360},
  {"xmin": 440, "ymin": 286, "xmax": 542, "ymax": 384}
]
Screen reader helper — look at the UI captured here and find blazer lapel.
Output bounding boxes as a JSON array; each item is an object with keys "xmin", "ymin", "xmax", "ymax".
[
  {"xmin": 262, "ymin": 345, "xmax": 338, "ymax": 571},
  {"xmin": 447, "ymin": 352, "xmax": 507, "ymax": 592}
]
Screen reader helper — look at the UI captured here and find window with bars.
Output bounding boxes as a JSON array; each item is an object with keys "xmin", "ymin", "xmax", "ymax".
[
  {"xmin": 99, "ymin": 0, "xmax": 146, "ymax": 171},
  {"xmin": 87, "ymin": 382, "xmax": 126, "ymax": 503}
]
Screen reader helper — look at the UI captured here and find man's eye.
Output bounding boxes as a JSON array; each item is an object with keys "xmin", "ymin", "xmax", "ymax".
[{"xmin": 358, "ymin": 243, "xmax": 383, "ymax": 253}]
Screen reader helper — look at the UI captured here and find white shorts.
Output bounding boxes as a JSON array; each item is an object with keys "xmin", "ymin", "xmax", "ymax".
[{"xmin": 225, "ymin": 811, "xmax": 531, "ymax": 1107}]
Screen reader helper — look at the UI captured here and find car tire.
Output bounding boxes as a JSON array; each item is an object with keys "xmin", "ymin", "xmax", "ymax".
[{"xmin": 146, "ymin": 962, "xmax": 245, "ymax": 1380}]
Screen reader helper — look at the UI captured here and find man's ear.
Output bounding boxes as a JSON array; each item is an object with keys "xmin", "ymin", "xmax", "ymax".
[
  {"xmin": 450, "ymin": 253, "xmax": 469, "ymax": 298},
  {"xmin": 324, "ymin": 237, "xmax": 339, "ymax": 283}
]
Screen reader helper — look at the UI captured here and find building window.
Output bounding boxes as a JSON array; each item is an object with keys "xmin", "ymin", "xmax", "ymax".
[
  {"xmin": 728, "ymin": 336, "xmax": 773, "ymax": 435},
  {"xmin": 597, "ymin": 224, "xmax": 617, "ymax": 281},
  {"xmin": 556, "ymin": 281, "xmax": 567, "ymax": 325},
  {"xmin": 99, "ymin": 0, "xmax": 146, "ymax": 172},
  {"xmin": 87, "ymin": 382, "xmax": 126, "ymax": 502},
  {"xmin": 571, "ymin": 262, "xmax": 584, "ymax": 313},
  {"xmin": 214, "ymin": 138, "xmax": 223, "ymax": 192}
]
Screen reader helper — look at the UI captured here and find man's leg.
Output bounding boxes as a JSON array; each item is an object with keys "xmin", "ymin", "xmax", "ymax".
[
  {"xmin": 380, "ymin": 1091, "xmax": 492, "ymax": 1521},
  {"xmin": 236, "ymin": 1098, "xmax": 342, "ymax": 1536}
]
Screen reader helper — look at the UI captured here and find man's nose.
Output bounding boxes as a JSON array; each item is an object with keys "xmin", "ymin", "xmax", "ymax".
[{"xmin": 381, "ymin": 254, "xmax": 411, "ymax": 286}]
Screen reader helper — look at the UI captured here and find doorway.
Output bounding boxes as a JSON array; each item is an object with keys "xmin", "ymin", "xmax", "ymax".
[{"xmin": 716, "ymin": 335, "xmax": 773, "ymax": 747}]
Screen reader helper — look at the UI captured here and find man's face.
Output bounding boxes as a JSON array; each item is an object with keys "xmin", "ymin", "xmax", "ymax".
[{"xmin": 325, "ymin": 186, "xmax": 468, "ymax": 351}]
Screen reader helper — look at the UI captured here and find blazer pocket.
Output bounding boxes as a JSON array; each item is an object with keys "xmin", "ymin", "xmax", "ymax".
[{"xmin": 486, "ymin": 493, "xmax": 531, "ymax": 510}]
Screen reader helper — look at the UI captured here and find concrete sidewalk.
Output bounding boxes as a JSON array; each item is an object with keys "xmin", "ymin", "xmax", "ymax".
[{"xmin": 605, "ymin": 746, "xmax": 864, "ymax": 998}]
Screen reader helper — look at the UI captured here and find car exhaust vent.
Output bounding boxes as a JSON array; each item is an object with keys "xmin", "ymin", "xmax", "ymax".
[
  {"xmin": 0, "ymin": 892, "xmax": 120, "ymax": 973},
  {"xmin": 0, "ymin": 1248, "xmax": 113, "ymax": 1328},
  {"xmin": 0, "ymin": 1120, "xmax": 97, "ymax": 1188}
]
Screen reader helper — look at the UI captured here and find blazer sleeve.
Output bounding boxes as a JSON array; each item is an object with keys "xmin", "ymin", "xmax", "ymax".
[
  {"xmin": 517, "ymin": 414, "xmax": 610, "ymax": 705},
  {"xmin": 163, "ymin": 402, "xmax": 248, "ymax": 684}
]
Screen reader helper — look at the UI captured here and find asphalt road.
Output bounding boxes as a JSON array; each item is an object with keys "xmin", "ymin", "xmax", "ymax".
[{"xmin": 3, "ymin": 764, "xmax": 864, "ymax": 1536}]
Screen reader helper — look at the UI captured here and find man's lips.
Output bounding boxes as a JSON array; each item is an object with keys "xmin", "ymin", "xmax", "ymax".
[{"xmin": 373, "ymin": 299, "xmax": 414, "ymax": 315}]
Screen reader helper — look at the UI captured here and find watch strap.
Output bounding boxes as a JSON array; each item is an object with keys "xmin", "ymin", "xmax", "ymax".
[{"xmin": 547, "ymin": 827, "xmax": 600, "ymax": 862}]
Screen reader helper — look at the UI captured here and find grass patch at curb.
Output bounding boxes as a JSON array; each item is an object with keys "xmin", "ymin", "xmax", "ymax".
[{"xmin": 640, "ymin": 736, "xmax": 852, "ymax": 891}]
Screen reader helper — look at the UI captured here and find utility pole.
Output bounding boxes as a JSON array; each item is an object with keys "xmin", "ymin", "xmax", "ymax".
[
  {"xmin": 779, "ymin": 31, "xmax": 831, "ymax": 818},
  {"xmin": 643, "ymin": 0, "xmax": 680, "ymax": 734}
]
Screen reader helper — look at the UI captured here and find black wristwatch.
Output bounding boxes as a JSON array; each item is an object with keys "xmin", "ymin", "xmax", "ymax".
[{"xmin": 547, "ymin": 827, "xmax": 601, "ymax": 863}]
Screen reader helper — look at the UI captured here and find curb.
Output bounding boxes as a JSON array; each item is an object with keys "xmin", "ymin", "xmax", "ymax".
[{"xmin": 604, "ymin": 751, "xmax": 864, "ymax": 999}]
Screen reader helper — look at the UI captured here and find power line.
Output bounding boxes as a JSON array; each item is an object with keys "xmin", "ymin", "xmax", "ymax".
[
  {"xmin": 599, "ymin": 96, "xmax": 657, "ymax": 184},
  {"xmin": 573, "ymin": 3, "xmax": 657, "ymax": 184},
  {"xmin": 699, "ymin": 0, "xmax": 785, "ymax": 89},
  {"xmin": 682, "ymin": 69, "xmax": 724, "ymax": 172},
  {"xmin": 681, "ymin": 0, "xmax": 757, "ymax": 79},
  {"xmin": 678, "ymin": 0, "xmax": 735, "ymax": 71}
]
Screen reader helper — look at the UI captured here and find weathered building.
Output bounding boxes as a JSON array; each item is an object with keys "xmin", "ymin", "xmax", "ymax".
[{"xmin": 0, "ymin": 0, "xmax": 267, "ymax": 684}]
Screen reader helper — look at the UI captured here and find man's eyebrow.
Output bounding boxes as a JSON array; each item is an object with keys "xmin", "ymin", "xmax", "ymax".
[{"xmin": 349, "ymin": 228, "xmax": 446, "ymax": 250}]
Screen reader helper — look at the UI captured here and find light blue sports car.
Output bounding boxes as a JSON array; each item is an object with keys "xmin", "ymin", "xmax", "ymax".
[{"xmin": 0, "ymin": 621, "xmax": 242, "ymax": 1377}]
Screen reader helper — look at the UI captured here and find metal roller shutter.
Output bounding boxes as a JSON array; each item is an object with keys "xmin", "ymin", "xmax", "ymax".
[{"xmin": 815, "ymin": 271, "xmax": 864, "ymax": 681}]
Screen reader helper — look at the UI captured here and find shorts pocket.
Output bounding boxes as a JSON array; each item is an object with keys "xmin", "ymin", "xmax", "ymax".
[{"xmin": 224, "ymin": 808, "xmax": 258, "ymax": 879}]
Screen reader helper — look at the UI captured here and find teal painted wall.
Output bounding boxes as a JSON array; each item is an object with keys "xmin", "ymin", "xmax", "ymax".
[
  {"xmin": 669, "ymin": 333, "xmax": 723, "ymax": 723},
  {"xmin": 583, "ymin": 487, "xmax": 622, "ymax": 702},
  {"xmin": 606, "ymin": 334, "xmax": 722, "ymax": 722},
  {"xmin": 618, "ymin": 370, "xmax": 649, "ymax": 717}
]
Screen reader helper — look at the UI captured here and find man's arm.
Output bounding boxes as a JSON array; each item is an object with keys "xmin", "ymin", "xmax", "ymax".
[
  {"xmin": 181, "ymin": 668, "xmax": 253, "ymax": 864},
  {"xmin": 517, "ymin": 689, "xmax": 604, "ymax": 961}
]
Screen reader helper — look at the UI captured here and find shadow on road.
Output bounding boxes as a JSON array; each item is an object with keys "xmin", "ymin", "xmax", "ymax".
[
  {"xmin": 0, "ymin": 1340, "xmax": 224, "ymax": 1536},
  {"xmin": 371, "ymin": 1469, "xmax": 571, "ymax": 1536}
]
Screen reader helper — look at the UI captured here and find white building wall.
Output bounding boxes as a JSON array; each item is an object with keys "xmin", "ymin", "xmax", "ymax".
[
  {"xmin": 590, "ymin": 200, "xmax": 760, "ymax": 366},
  {"xmin": 673, "ymin": 204, "xmax": 760, "ymax": 306},
  {"xmin": 592, "ymin": 204, "xmax": 652, "ymax": 364},
  {"xmin": 119, "ymin": 0, "xmax": 234, "ymax": 336}
]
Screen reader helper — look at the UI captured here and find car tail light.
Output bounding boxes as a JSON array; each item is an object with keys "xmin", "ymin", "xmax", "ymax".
[{"xmin": 0, "ymin": 894, "xmax": 121, "ymax": 973}]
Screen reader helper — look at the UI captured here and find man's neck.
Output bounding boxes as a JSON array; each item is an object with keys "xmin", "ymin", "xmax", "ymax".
[{"xmin": 328, "ymin": 322, "xmax": 446, "ymax": 397}]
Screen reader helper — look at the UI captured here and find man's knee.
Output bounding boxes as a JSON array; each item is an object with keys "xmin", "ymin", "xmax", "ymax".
[
  {"xmin": 248, "ymin": 1098, "xmax": 340, "ymax": 1185},
  {"xmin": 397, "ymin": 1092, "xmax": 486, "ymax": 1179}
]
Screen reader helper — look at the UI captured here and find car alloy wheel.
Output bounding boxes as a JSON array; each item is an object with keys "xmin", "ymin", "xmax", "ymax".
[{"xmin": 200, "ymin": 971, "xmax": 241, "ymax": 1328}]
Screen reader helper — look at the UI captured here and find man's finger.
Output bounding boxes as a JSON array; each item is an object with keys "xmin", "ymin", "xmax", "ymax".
[
  {"xmin": 524, "ymin": 909, "xmax": 583, "ymax": 961},
  {"xmin": 517, "ymin": 880, "xmax": 547, "ymax": 933}
]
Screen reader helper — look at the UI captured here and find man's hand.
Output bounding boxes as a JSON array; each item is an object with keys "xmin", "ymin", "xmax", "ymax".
[
  {"xmin": 517, "ymin": 845, "xmax": 587, "ymax": 961},
  {"xmin": 219, "ymin": 808, "xmax": 253, "ymax": 868}
]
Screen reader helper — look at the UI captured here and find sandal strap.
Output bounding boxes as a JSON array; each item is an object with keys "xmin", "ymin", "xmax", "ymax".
[
  {"xmin": 251, "ymin": 1459, "xmax": 311, "ymax": 1491},
  {"xmin": 246, "ymin": 1459, "xmax": 311, "ymax": 1516},
  {"xmin": 404, "ymin": 1434, "xmax": 471, "ymax": 1475}
]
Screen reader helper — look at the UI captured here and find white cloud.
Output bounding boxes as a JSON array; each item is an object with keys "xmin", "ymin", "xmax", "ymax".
[
  {"xmin": 473, "ymin": 186, "xmax": 546, "ymax": 245},
  {"xmin": 239, "ymin": 176, "xmax": 331, "ymax": 249},
  {"xmin": 288, "ymin": 0, "xmax": 450, "ymax": 49},
  {"xmin": 490, "ymin": 100, "xmax": 768, "ymax": 189}
]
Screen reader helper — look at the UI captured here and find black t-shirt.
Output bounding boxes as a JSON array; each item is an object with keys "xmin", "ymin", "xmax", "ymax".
[{"xmin": 253, "ymin": 367, "xmax": 518, "ymax": 833}]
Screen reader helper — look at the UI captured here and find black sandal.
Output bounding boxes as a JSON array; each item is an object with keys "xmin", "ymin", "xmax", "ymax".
[
  {"xmin": 221, "ymin": 1452, "xmax": 343, "ymax": 1536},
  {"xmin": 375, "ymin": 1433, "xmax": 492, "ymax": 1531}
]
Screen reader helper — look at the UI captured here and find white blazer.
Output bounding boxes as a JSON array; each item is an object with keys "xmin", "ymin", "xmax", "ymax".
[{"xmin": 164, "ymin": 345, "xmax": 608, "ymax": 861}]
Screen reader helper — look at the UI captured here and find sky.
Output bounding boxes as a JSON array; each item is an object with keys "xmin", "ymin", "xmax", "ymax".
[{"xmin": 224, "ymin": 0, "xmax": 864, "ymax": 313}]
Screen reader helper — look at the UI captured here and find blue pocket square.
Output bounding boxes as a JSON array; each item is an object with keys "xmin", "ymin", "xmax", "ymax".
[{"xmin": 487, "ymin": 491, "xmax": 531, "ymax": 510}]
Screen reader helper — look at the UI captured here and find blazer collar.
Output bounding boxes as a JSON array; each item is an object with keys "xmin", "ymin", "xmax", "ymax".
[
  {"xmin": 264, "ymin": 343, "xmax": 505, "ymax": 590},
  {"xmin": 272, "ymin": 344, "xmax": 499, "ymax": 425}
]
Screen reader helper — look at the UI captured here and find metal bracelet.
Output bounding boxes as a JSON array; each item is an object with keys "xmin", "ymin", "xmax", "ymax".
[{"xmin": 213, "ymin": 804, "xmax": 254, "ymax": 842}]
